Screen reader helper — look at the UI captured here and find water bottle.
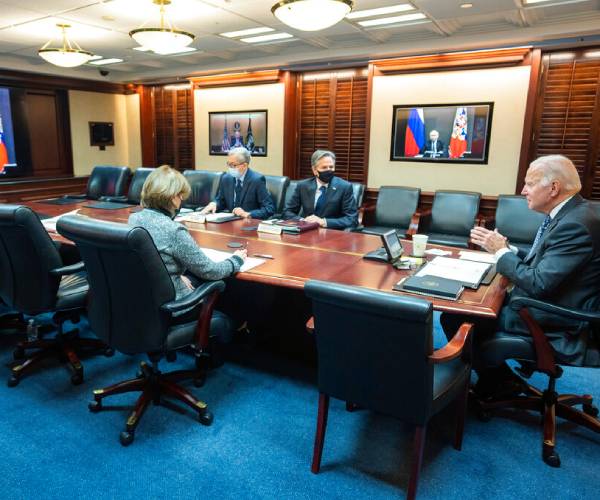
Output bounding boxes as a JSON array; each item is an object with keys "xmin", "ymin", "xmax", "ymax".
[{"xmin": 26, "ymin": 319, "xmax": 38, "ymax": 342}]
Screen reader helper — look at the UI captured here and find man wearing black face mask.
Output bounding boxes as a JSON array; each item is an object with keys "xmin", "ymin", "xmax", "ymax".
[{"xmin": 283, "ymin": 150, "xmax": 358, "ymax": 230}]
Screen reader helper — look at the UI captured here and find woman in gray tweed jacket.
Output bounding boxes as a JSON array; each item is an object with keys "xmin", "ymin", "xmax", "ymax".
[{"xmin": 128, "ymin": 165, "xmax": 246, "ymax": 301}]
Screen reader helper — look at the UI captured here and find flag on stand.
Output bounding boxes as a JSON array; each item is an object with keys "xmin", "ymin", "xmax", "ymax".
[
  {"xmin": 221, "ymin": 118, "xmax": 231, "ymax": 153},
  {"xmin": 0, "ymin": 115, "xmax": 8, "ymax": 174},
  {"xmin": 449, "ymin": 107, "xmax": 468, "ymax": 159},
  {"xmin": 404, "ymin": 108, "xmax": 425, "ymax": 157}
]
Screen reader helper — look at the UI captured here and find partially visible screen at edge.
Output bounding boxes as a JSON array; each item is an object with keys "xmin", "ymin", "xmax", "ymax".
[{"xmin": 0, "ymin": 87, "xmax": 18, "ymax": 175}]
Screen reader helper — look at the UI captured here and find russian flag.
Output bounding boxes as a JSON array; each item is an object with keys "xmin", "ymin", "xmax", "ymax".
[{"xmin": 404, "ymin": 108, "xmax": 424, "ymax": 157}]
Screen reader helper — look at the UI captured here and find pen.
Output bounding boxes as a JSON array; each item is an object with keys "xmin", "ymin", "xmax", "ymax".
[{"xmin": 252, "ymin": 253, "xmax": 274, "ymax": 259}]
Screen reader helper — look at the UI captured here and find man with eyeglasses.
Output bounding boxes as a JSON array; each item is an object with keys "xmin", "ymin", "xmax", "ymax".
[{"xmin": 200, "ymin": 147, "xmax": 274, "ymax": 219}]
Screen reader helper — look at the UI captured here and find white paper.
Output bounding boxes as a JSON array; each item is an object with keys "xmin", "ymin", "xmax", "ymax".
[
  {"xmin": 200, "ymin": 247, "xmax": 265, "ymax": 273},
  {"xmin": 424, "ymin": 248, "xmax": 452, "ymax": 256},
  {"xmin": 416, "ymin": 256, "xmax": 490, "ymax": 287},
  {"xmin": 205, "ymin": 212, "xmax": 237, "ymax": 222},
  {"xmin": 41, "ymin": 209, "xmax": 81, "ymax": 233},
  {"xmin": 176, "ymin": 212, "xmax": 206, "ymax": 224},
  {"xmin": 458, "ymin": 250, "xmax": 496, "ymax": 264}
]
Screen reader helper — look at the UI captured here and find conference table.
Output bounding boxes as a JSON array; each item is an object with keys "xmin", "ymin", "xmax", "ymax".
[{"xmin": 26, "ymin": 199, "xmax": 507, "ymax": 319}]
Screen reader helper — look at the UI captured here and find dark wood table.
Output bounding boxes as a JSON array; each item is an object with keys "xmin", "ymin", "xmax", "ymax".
[{"xmin": 27, "ymin": 200, "xmax": 507, "ymax": 319}]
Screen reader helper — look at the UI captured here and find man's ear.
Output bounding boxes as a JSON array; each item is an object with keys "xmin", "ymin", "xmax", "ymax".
[{"xmin": 550, "ymin": 180, "xmax": 561, "ymax": 197}]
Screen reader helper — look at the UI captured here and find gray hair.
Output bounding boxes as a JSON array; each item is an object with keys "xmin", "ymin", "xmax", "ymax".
[
  {"xmin": 311, "ymin": 150, "xmax": 336, "ymax": 168},
  {"xmin": 229, "ymin": 147, "xmax": 251, "ymax": 165},
  {"xmin": 529, "ymin": 155, "xmax": 582, "ymax": 193}
]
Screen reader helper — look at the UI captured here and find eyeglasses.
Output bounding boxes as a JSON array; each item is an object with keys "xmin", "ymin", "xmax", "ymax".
[{"xmin": 226, "ymin": 161, "xmax": 244, "ymax": 168}]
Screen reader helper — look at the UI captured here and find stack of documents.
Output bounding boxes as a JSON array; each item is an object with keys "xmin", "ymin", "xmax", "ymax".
[
  {"xmin": 200, "ymin": 248, "xmax": 265, "ymax": 273},
  {"xmin": 415, "ymin": 256, "xmax": 491, "ymax": 289},
  {"xmin": 458, "ymin": 250, "xmax": 496, "ymax": 264},
  {"xmin": 40, "ymin": 209, "xmax": 81, "ymax": 233}
]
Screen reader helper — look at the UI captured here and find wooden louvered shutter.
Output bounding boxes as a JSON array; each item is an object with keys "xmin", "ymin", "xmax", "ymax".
[
  {"xmin": 532, "ymin": 52, "xmax": 600, "ymax": 199},
  {"xmin": 296, "ymin": 71, "xmax": 369, "ymax": 183}
]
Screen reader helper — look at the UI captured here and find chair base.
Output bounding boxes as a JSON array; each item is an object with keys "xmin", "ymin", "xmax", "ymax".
[
  {"xmin": 475, "ymin": 379, "xmax": 600, "ymax": 467},
  {"xmin": 89, "ymin": 360, "xmax": 213, "ymax": 446},
  {"xmin": 8, "ymin": 329, "xmax": 109, "ymax": 387}
]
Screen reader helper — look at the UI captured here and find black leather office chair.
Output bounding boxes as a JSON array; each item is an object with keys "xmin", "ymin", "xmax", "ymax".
[
  {"xmin": 183, "ymin": 169, "xmax": 223, "ymax": 209},
  {"xmin": 264, "ymin": 175, "xmax": 290, "ymax": 216},
  {"xmin": 70, "ymin": 166, "xmax": 132, "ymax": 200},
  {"xmin": 57, "ymin": 215, "xmax": 227, "ymax": 446},
  {"xmin": 475, "ymin": 297, "xmax": 600, "ymax": 467},
  {"xmin": 100, "ymin": 167, "xmax": 154, "ymax": 205},
  {"xmin": 305, "ymin": 280, "xmax": 473, "ymax": 500},
  {"xmin": 420, "ymin": 190, "xmax": 481, "ymax": 248},
  {"xmin": 279, "ymin": 179, "xmax": 299, "ymax": 218},
  {"xmin": 359, "ymin": 186, "xmax": 420, "ymax": 238},
  {"xmin": 351, "ymin": 182, "xmax": 365, "ymax": 208},
  {"xmin": 493, "ymin": 195, "xmax": 545, "ymax": 255},
  {"xmin": 0, "ymin": 205, "xmax": 107, "ymax": 386}
]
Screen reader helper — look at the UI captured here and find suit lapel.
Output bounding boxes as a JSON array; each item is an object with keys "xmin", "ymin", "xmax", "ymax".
[
  {"xmin": 238, "ymin": 169, "xmax": 252, "ymax": 206},
  {"xmin": 306, "ymin": 179, "xmax": 317, "ymax": 212}
]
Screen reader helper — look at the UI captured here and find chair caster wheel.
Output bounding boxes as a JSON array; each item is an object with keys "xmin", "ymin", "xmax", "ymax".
[
  {"xmin": 583, "ymin": 403, "xmax": 599, "ymax": 417},
  {"xmin": 199, "ymin": 410, "xmax": 213, "ymax": 426},
  {"xmin": 88, "ymin": 400, "xmax": 102, "ymax": 413},
  {"xmin": 543, "ymin": 450, "xmax": 561, "ymax": 468},
  {"xmin": 104, "ymin": 347, "xmax": 114, "ymax": 357},
  {"xmin": 71, "ymin": 372, "xmax": 84, "ymax": 385},
  {"xmin": 13, "ymin": 348, "xmax": 25, "ymax": 360},
  {"xmin": 120, "ymin": 431, "xmax": 134, "ymax": 446},
  {"xmin": 193, "ymin": 375, "xmax": 205, "ymax": 387},
  {"xmin": 7, "ymin": 374, "xmax": 20, "ymax": 387}
]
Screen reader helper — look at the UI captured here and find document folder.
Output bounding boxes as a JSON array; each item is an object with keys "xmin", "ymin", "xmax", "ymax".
[{"xmin": 394, "ymin": 275, "xmax": 464, "ymax": 301}]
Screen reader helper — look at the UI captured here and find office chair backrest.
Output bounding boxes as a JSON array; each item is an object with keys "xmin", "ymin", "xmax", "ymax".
[
  {"xmin": 57, "ymin": 216, "xmax": 175, "ymax": 355},
  {"xmin": 430, "ymin": 190, "xmax": 481, "ymax": 236},
  {"xmin": 283, "ymin": 180, "xmax": 299, "ymax": 212},
  {"xmin": 86, "ymin": 166, "xmax": 132, "ymax": 200},
  {"xmin": 305, "ymin": 280, "xmax": 435, "ymax": 425},
  {"xmin": 0, "ymin": 205, "xmax": 63, "ymax": 314},
  {"xmin": 126, "ymin": 167, "xmax": 154, "ymax": 204},
  {"xmin": 183, "ymin": 170, "xmax": 224, "ymax": 209},
  {"xmin": 351, "ymin": 182, "xmax": 366, "ymax": 209},
  {"xmin": 495, "ymin": 195, "xmax": 545, "ymax": 244},
  {"xmin": 264, "ymin": 175, "xmax": 290, "ymax": 214},
  {"xmin": 375, "ymin": 186, "xmax": 421, "ymax": 228}
]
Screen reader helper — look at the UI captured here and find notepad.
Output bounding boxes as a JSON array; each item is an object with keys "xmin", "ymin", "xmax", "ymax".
[
  {"xmin": 200, "ymin": 248, "xmax": 265, "ymax": 273},
  {"xmin": 458, "ymin": 250, "xmax": 496, "ymax": 264},
  {"xmin": 415, "ymin": 256, "xmax": 491, "ymax": 289}
]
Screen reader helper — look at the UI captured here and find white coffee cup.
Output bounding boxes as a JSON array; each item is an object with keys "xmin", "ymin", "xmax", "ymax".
[{"xmin": 412, "ymin": 234, "xmax": 429, "ymax": 257}]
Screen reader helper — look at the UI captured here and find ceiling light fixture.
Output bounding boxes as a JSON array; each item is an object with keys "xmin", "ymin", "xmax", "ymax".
[
  {"xmin": 240, "ymin": 32, "xmax": 293, "ymax": 43},
  {"xmin": 38, "ymin": 23, "xmax": 94, "ymax": 68},
  {"xmin": 271, "ymin": 0, "xmax": 353, "ymax": 31},
  {"xmin": 221, "ymin": 27, "xmax": 275, "ymax": 38},
  {"xmin": 129, "ymin": 0, "xmax": 195, "ymax": 54},
  {"xmin": 460, "ymin": 2, "xmax": 473, "ymax": 8},
  {"xmin": 357, "ymin": 12, "xmax": 427, "ymax": 27},
  {"xmin": 346, "ymin": 4, "xmax": 414, "ymax": 19}
]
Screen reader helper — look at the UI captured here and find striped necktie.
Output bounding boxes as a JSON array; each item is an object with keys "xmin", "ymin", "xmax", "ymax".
[{"xmin": 526, "ymin": 214, "xmax": 552, "ymax": 260}]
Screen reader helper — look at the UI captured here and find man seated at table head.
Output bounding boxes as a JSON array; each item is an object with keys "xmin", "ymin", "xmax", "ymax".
[
  {"xmin": 200, "ymin": 147, "xmax": 274, "ymax": 219},
  {"xmin": 283, "ymin": 149, "xmax": 358, "ymax": 230},
  {"xmin": 441, "ymin": 154, "xmax": 600, "ymax": 396},
  {"xmin": 420, "ymin": 129, "xmax": 447, "ymax": 158}
]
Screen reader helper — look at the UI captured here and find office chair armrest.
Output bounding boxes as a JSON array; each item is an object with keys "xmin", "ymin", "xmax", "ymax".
[
  {"xmin": 414, "ymin": 209, "xmax": 431, "ymax": 235},
  {"xmin": 306, "ymin": 316, "xmax": 315, "ymax": 334},
  {"xmin": 99, "ymin": 195, "xmax": 128, "ymax": 203},
  {"xmin": 510, "ymin": 296, "xmax": 600, "ymax": 324},
  {"xmin": 407, "ymin": 212, "xmax": 421, "ymax": 237},
  {"xmin": 67, "ymin": 193, "xmax": 87, "ymax": 200},
  {"xmin": 429, "ymin": 322, "xmax": 474, "ymax": 364},
  {"xmin": 161, "ymin": 281, "xmax": 226, "ymax": 314},
  {"xmin": 348, "ymin": 225, "xmax": 365, "ymax": 232},
  {"xmin": 49, "ymin": 261, "xmax": 85, "ymax": 276}
]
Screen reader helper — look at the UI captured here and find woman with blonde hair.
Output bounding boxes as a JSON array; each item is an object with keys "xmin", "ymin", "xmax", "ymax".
[{"xmin": 129, "ymin": 165, "xmax": 246, "ymax": 309}]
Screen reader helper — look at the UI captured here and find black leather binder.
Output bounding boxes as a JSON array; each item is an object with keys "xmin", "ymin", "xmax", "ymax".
[{"xmin": 393, "ymin": 275, "xmax": 464, "ymax": 301}]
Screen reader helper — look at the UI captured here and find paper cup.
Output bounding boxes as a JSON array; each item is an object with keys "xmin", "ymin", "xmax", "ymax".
[{"xmin": 412, "ymin": 234, "xmax": 429, "ymax": 257}]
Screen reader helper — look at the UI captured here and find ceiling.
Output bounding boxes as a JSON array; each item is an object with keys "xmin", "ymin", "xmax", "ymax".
[{"xmin": 0, "ymin": 0, "xmax": 600, "ymax": 84}]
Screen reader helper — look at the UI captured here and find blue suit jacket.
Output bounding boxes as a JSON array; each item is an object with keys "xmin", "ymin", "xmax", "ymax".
[
  {"xmin": 214, "ymin": 168, "xmax": 274, "ymax": 220},
  {"xmin": 283, "ymin": 176, "xmax": 358, "ymax": 230}
]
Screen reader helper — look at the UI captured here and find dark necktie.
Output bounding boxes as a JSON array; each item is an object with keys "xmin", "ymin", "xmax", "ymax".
[
  {"xmin": 432, "ymin": 141, "xmax": 437, "ymax": 155},
  {"xmin": 526, "ymin": 214, "xmax": 552, "ymax": 260},
  {"xmin": 314, "ymin": 185, "xmax": 327, "ymax": 216},
  {"xmin": 234, "ymin": 179, "xmax": 243, "ymax": 206}
]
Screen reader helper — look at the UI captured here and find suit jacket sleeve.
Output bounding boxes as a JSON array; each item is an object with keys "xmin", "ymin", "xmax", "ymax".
[
  {"xmin": 325, "ymin": 183, "xmax": 358, "ymax": 230},
  {"xmin": 283, "ymin": 182, "xmax": 303, "ymax": 219},
  {"xmin": 497, "ymin": 220, "xmax": 594, "ymax": 299},
  {"xmin": 248, "ymin": 175, "xmax": 275, "ymax": 219}
]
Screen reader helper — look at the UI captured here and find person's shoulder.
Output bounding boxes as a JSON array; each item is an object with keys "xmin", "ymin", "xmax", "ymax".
[
  {"xmin": 332, "ymin": 176, "xmax": 352, "ymax": 189},
  {"xmin": 246, "ymin": 168, "xmax": 264, "ymax": 182},
  {"xmin": 297, "ymin": 177, "xmax": 316, "ymax": 189}
]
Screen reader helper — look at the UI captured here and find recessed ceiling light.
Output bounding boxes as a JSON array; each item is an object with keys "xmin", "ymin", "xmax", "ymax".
[
  {"xmin": 220, "ymin": 27, "xmax": 274, "ymax": 38},
  {"xmin": 101, "ymin": 15, "xmax": 116, "ymax": 21},
  {"xmin": 460, "ymin": 2, "xmax": 473, "ymax": 8},
  {"xmin": 239, "ymin": 32, "xmax": 293, "ymax": 43},
  {"xmin": 89, "ymin": 58, "xmax": 123, "ymax": 65},
  {"xmin": 357, "ymin": 13, "xmax": 427, "ymax": 27},
  {"xmin": 523, "ymin": 0, "xmax": 553, "ymax": 4},
  {"xmin": 133, "ymin": 46, "xmax": 198, "ymax": 55},
  {"xmin": 346, "ymin": 4, "xmax": 414, "ymax": 19}
]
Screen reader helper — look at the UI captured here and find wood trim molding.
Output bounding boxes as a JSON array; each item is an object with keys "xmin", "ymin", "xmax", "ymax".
[
  {"xmin": 189, "ymin": 70, "xmax": 282, "ymax": 88},
  {"xmin": 0, "ymin": 176, "xmax": 89, "ymax": 204},
  {"xmin": 282, "ymin": 71, "xmax": 299, "ymax": 179},
  {"xmin": 371, "ymin": 47, "xmax": 531, "ymax": 75},
  {"xmin": 138, "ymin": 85, "xmax": 156, "ymax": 167},
  {"xmin": 0, "ymin": 69, "xmax": 132, "ymax": 94}
]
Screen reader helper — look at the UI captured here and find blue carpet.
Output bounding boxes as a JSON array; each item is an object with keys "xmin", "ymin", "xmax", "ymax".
[{"xmin": 0, "ymin": 312, "xmax": 598, "ymax": 499}]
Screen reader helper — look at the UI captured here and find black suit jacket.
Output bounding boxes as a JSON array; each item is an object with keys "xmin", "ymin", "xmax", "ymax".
[
  {"xmin": 283, "ymin": 176, "xmax": 358, "ymax": 230},
  {"xmin": 214, "ymin": 168, "xmax": 274, "ymax": 220},
  {"xmin": 420, "ymin": 140, "xmax": 447, "ymax": 158},
  {"xmin": 497, "ymin": 195, "xmax": 600, "ymax": 365}
]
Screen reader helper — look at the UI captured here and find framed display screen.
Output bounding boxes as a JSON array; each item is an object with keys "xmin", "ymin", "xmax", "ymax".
[{"xmin": 209, "ymin": 110, "xmax": 267, "ymax": 156}]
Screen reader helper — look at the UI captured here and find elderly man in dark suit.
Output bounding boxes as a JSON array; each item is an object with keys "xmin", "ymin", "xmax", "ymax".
[
  {"xmin": 420, "ymin": 129, "xmax": 447, "ymax": 158},
  {"xmin": 442, "ymin": 154, "xmax": 600, "ymax": 395},
  {"xmin": 283, "ymin": 150, "xmax": 357, "ymax": 230},
  {"xmin": 200, "ymin": 147, "xmax": 274, "ymax": 220}
]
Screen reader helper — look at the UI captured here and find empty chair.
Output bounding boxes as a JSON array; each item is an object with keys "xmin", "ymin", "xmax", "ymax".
[
  {"xmin": 57, "ymin": 215, "xmax": 227, "ymax": 446},
  {"xmin": 0, "ymin": 205, "xmax": 106, "ymax": 386},
  {"xmin": 494, "ymin": 195, "xmax": 545, "ymax": 255},
  {"xmin": 351, "ymin": 182, "xmax": 366, "ymax": 209},
  {"xmin": 420, "ymin": 190, "xmax": 481, "ymax": 248},
  {"xmin": 183, "ymin": 169, "xmax": 223, "ymax": 209},
  {"xmin": 305, "ymin": 280, "xmax": 473, "ymax": 500},
  {"xmin": 264, "ymin": 174, "xmax": 290, "ymax": 216},
  {"xmin": 100, "ymin": 167, "xmax": 154, "ymax": 205},
  {"xmin": 359, "ymin": 186, "xmax": 420, "ymax": 238},
  {"xmin": 71, "ymin": 166, "xmax": 132, "ymax": 200}
]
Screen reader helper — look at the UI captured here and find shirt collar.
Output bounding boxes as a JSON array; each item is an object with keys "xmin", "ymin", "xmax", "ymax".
[
  {"xmin": 549, "ymin": 195, "xmax": 573, "ymax": 219},
  {"xmin": 238, "ymin": 169, "xmax": 248, "ymax": 184},
  {"xmin": 316, "ymin": 177, "xmax": 328, "ymax": 189}
]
